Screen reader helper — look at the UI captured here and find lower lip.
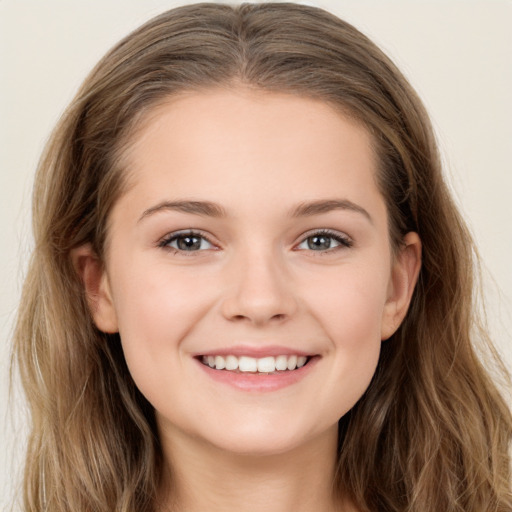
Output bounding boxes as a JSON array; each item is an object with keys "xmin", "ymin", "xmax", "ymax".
[{"xmin": 195, "ymin": 356, "xmax": 319, "ymax": 392}]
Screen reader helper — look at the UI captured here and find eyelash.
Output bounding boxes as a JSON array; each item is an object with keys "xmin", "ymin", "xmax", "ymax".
[
  {"xmin": 158, "ymin": 230, "xmax": 216, "ymax": 255},
  {"xmin": 296, "ymin": 229, "xmax": 353, "ymax": 252},
  {"xmin": 158, "ymin": 229, "xmax": 353, "ymax": 255}
]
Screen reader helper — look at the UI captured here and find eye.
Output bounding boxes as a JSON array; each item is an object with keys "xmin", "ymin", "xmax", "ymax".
[
  {"xmin": 296, "ymin": 230, "xmax": 352, "ymax": 252},
  {"xmin": 159, "ymin": 231, "xmax": 215, "ymax": 252}
]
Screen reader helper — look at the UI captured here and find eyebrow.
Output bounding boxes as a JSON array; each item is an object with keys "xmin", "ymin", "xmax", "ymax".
[
  {"xmin": 138, "ymin": 198, "xmax": 372, "ymax": 223},
  {"xmin": 290, "ymin": 199, "xmax": 373, "ymax": 223},
  {"xmin": 138, "ymin": 200, "xmax": 227, "ymax": 222}
]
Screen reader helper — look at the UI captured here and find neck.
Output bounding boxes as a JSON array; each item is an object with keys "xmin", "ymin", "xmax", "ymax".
[{"xmin": 157, "ymin": 424, "xmax": 352, "ymax": 512}]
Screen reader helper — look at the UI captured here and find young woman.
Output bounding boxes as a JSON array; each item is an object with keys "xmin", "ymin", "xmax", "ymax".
[{"xmin": 13, "ymin": 3, "xmax": 512, "ymax": 511}]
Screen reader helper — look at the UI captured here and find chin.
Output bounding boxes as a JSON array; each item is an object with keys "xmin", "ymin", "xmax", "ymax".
[
  {"xmin": 211, "ymin": 435, "xmax": 306, "ymax": 458},
  {"xmin": 199, "ymin": 417, "xmax": 336, "ymax": 459}
]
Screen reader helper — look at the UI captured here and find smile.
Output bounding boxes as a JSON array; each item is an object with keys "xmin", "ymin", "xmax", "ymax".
[
  {"xmin": 200, "ymin": 354, "xmax": 309, "ymax": 373},
  {"xmin": 195, "ymin": 352, "xmax": 318, "ymax": 392}
]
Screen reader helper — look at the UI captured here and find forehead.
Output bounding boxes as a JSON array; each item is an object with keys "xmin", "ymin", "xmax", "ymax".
[{"xmin": 114, "ymin": 87, "xmax": 383, "ymax": 222}]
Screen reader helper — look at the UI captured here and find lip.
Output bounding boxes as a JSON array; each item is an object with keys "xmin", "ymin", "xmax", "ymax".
[
  {"xmin": 196, "ymin": 344, "xmax": 314, "ymax": 358},
  {"xmin": 194, "ymin": 353, "xmax": 320, "ymax": 393}
]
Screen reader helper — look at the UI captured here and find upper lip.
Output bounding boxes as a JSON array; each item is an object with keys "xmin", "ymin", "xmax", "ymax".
[{"xmin": 196, "ymin": 345, "xmax": 315, "ymax": 358}]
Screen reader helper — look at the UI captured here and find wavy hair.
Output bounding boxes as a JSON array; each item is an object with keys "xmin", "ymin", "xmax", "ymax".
[{"xmin": 13, "ymin": 3, "xmax": 512, "ymax": 511}]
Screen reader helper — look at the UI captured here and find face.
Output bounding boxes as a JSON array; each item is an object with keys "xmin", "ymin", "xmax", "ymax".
[{"xmin": 82, "ymin": 88, "xmax": 420, "ymax": 456}]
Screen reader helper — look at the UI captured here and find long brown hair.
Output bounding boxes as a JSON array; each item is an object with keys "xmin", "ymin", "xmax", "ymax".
[{"xmin": 13, "ymin": 3, "xmax": 512, "ymax": 511}]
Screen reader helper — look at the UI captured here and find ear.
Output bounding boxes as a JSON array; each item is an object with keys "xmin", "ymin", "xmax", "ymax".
[
  {"xmin": 381, "ymin": 232, "xmax": 422, "ymax": 340},
  {"xmin": 70, "ymin": 244, "xmax": 119, "ymax": 333}
]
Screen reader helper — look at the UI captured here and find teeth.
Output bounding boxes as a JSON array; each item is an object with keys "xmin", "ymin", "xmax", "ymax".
[
  {"xmin": 287, "ymin": 355, "xmax": 297, "ymax": 370},
  {"xmin": 201, "ymin": 354, "xmax": 310, "ymax": 372},
  {"xmin": 257, "ymin": 356, "xmax": 275, "ymax": 373},
  {"xmin": 239, "ymin": 356, "xmax": 257, "ymax": 372},
  {"xmin": 225, "ymin": 355, "xmax": 238, "ymax": 370},
  {"xmin": 275, "ymin": 355, "xmax": 288, "ymax": 371}
]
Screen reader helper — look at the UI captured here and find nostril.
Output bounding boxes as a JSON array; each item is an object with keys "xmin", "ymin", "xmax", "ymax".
[{"xmin": 232, "ymin": 314, "xmax": 247, "ymax": 321}]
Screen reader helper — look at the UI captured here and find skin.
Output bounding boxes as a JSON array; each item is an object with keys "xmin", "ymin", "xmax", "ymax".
[{"xmin": 74, "ymin": 88, "xmax": 421, "ymax": 512}]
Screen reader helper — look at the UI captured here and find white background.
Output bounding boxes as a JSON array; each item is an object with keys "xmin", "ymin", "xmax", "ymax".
[{"xmin": 1, "ymin": 0, "xmax": 511, "ymax": 508}]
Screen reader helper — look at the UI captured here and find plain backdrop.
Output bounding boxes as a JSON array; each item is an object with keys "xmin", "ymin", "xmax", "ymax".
[{"xmin": 1, "ymin": 0, "xmax": 511, "ymax": 508}]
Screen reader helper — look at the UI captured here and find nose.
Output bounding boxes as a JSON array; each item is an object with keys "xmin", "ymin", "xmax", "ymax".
[{"xmin": 220, "ymin": 246, "xmax": 298, "ymax": 326}]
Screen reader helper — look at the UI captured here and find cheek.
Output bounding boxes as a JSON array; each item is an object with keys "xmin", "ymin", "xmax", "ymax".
[
  {"xmin": 307, "ymin": 262, "xmax": 389, "ymax": 341},
  {"xmin": 303, "ymin": 265, "xmax": 388, "ymax": 410},
  {"xmin": 108, "ymin": 259, "xmax": 216, "ymax": 389}
]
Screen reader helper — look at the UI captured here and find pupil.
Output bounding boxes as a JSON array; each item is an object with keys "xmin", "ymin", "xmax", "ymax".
[
  {"xmin": 178, "ymin": 235, "xmax": 201, "ymax": 250},
  {"xmin": 308, "ymin": 235, "xmax": 331, "ymax": 250}
]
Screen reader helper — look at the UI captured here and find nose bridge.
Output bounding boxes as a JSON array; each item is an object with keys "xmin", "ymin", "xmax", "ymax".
[{"xmin": 221, "ymin": 239, "xmax": 297, "ymax": 324}]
